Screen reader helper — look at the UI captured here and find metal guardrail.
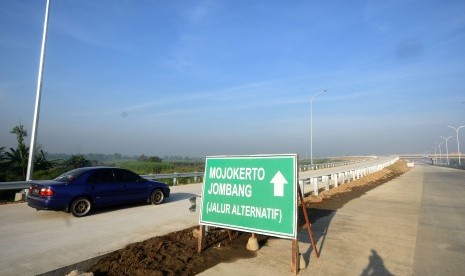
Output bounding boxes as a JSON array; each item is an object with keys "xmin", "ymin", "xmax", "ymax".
[
  {"xmin": 300, "ymin": 159, "xmax": 366, "ymax": 171},
  {"xmin": 141, "ymin": 172, "xmax": 204, "ymax": 185},
  {"xmin": 0, "ymin": 181, "xmax": 31, "ymax": 190},
  {"xmin": 299, "ymin": 157, "xmax": 400, "ymax": 196}
]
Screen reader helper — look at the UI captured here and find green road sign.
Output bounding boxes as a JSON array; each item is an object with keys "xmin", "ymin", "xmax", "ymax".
[{"xmin": 199, "ymin": 154, "xmax": 298, "ymax": 239}]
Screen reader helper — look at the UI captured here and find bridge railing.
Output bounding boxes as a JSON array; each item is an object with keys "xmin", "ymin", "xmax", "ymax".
[
  {"xmin": 300, "ymin": 158, "xmax": 367, "ymax": 171},
  {"xmin": 141, "ymin": 172, "xmax": 204, "ymax": 185},
  {"xmin": 299, "ymin": 156, "xmax": 399, "ymax": 196}
]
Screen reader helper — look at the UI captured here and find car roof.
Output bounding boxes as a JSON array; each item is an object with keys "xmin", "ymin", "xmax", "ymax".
[
  {"xmin": 83, "ymin": 166, "xmax": 116, "ymax": 169},
  {"xmin": 71, "ymin": 166, "xmax": 118, "ymax": 172}
]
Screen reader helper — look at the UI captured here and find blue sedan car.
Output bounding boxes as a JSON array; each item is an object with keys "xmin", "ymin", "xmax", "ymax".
[{"xmin": 27, "ymin": 167, "xmax": 170, "ymax": 217}]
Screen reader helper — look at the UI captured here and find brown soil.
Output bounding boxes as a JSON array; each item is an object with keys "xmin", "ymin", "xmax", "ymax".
[
  {"xmin": 89, "ymin": 228, "xmax": 266, "ymax": 276},
  {"xmin": 87, "ymin": 161, "xmax": 410, "ymax": 276}
]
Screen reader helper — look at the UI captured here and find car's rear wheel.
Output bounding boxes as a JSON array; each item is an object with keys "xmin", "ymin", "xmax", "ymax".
[
  {"xmin": 150, "ymin": 189, "xmax": 164, "ymax": 205},
  {"xmin": 71, "ymin": 197, "xmax": 92, "ymax": 217}
]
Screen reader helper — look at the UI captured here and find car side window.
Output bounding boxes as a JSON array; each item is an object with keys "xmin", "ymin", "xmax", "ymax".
[
  {"xmin": 86, "ymin": 169, "xmax": 114, "ymax": 184},
  {"xmin": 114, "ymin": 169, "xmax": 141, "ymax": 183}
]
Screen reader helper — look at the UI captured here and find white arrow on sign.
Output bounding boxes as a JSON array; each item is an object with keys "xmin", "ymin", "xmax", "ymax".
[{"xmin": 270, "ymin": 170, "xmax": 288, "ymax": 197}]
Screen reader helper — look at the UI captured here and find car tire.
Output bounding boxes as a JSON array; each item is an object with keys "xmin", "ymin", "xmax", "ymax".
[
  {"xmin": 71, "ymin": 197, "xmax": 92, "ymax": 217},
  {"xmin": 150, "ymin": 189, "xmax": 164, "ymax": 205}
]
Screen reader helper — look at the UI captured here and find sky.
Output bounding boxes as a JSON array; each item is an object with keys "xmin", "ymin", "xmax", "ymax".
[{"xmin": 1, "ymin": 0, "xmax": 465, "ymax": 158}]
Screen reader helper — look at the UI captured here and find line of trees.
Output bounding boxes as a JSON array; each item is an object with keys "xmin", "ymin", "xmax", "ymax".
[
  {"xmin": 1, "ymin": 124, "xmax": 205, "ymax": 184},
  {"xmin": 1, "ymin": 124, "xmax": 176, "ymax": 183},
  {"xmin": 0, "ymin": 124, "xmax": 94, "ymax": 182}
]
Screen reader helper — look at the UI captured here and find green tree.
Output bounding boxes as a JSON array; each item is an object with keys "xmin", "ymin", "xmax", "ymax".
[
  {"xmin": 138, "ymin": 154, "xmax": 162, "ymax": 163},
  {"xmin": 138, "ymin": 154, "xmax": 147, "ymax": 162},
  {"xmin": 3, "ymin": 124, "xmax": 53, "ymax": 180},
  {"xmin": 0, "ymin": 147, "xmax": 7, "ymax": 181},
  {"xmin": 34, "ymin": 149, "xmax": 53, "ymax": 170},
  {"xmin": 112, "ymin": 153, "xmax": 122, "ymax": 160},
  {"xmin": 11, "ymin": 125, "xmax": 27, "ymax": 145},
  {"xmin": 0, "ymin": 146, "xmax": 5, "ymax": 162},
  {"xmin": 65, "ymin": 154, "xmax": 92, "ymax": 169},
  {"xmin": 4, "ymin": 125, "xmax": 29, "ymax": 178},
  {"xmin": 147, "ymin": 156, "xmax": 162, "ymax": 163}
]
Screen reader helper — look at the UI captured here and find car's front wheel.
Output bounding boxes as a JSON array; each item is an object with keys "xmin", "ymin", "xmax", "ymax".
[
  {"xmin": 70, "ymin": 197, "xmax": 92, "ymax": 217},
  {"xmin": 150, "ymin": 189, "xmax": 164, "ymax": 205}
]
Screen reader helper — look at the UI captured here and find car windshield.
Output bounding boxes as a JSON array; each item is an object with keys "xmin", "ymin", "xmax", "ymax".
[{"xmin": 53, "ymin": 168, "xmax": 89, "ymax": 183}]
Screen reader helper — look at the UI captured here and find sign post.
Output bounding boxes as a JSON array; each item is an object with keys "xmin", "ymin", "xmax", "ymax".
[{"xmin": 200, "ymin": 154, "xmax": 298, "ymax": 239}]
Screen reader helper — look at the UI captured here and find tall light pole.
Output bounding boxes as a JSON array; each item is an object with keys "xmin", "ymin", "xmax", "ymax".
[
  {"xmin": 432, "ymin": 146, "xmax": 437, "ymax": 164},
  {"xmin": 440, "ymin": 136, "xmax": 453, "ymax": 165},
  {"xmin": 310, "ymin": 89, "xmax": 327, "ymax": 168},
  {"xmin": 26, "ymin": 0, "xmax": 51, "ymax": 181},
  {"xmin": 437, "ymin": 141, "xmax": 443, "ymax": 165},
  {"xmin": 448, "ymin": 125, "xmax": 465, "ymax": 166}
]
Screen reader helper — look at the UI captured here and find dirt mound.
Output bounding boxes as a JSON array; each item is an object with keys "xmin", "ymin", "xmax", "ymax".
[{"xmin": 90, "ymin": 227, "xmax": 266, "ymax": 276}]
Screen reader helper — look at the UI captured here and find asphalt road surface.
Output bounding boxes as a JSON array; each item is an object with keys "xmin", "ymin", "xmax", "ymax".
[{"xmin": 412, "ymin": 164, "xmax": 465, "ymax": 275}]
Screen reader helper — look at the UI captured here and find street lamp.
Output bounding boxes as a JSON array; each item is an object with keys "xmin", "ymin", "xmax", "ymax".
[
  {"xmin": 448, "ymin": 125, "xmax": 465, "ymax": 166},
  {"xmin": 436, "ymin": 141, "xmax": 443, "ymax": 165},
  {"xmin": 440, "ymin": 136, "xmax": 453, "ymax": 165},
  {"xmin": 310, "ymin": 89, "xmax": 327, "ymax": 168},
  {"xmin": 432, "ymin": 146, "xmax": 438, "ymax": 164},
  {"xmin": 26, "ymin": 0, "xmax": 50, "ymax": 181}
]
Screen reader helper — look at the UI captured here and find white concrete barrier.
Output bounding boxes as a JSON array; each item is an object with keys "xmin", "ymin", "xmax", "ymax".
[{"xmin": 300, "ymin": 156, "xmax": 399, "ymax": 196}]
